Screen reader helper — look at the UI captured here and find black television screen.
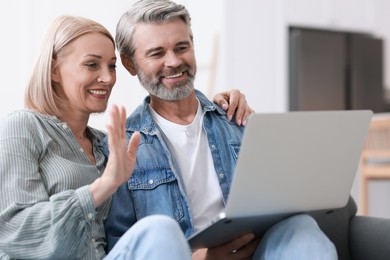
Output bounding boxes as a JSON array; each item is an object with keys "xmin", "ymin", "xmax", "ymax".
[{"xmin": 289, "ymin": 27, "xmax": 384, "ymax": 113}]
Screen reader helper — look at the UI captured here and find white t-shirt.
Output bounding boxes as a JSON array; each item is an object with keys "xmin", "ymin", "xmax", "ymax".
[{"xmin": 149, "ymin": 101, "xmax": 224, "ymax": 231}]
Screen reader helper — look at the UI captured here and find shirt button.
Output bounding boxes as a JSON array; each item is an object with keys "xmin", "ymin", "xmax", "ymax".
[
  {"xmin": 211, "ymin": 144, "xmax": 216, "ymax": 150},
  {"xmin": 79, "ymin": 148, "xmax": 84, "ymax": 152},
  {"xmin": 87, "ymin": 213, "xmax": 93, "ymax": 219},
  {"xmin": 62, "ymin": 123, "xmax": 68, "ymax": 129},
  {"xmin": 219, "ymin": 173, "xmax": 224, "ymax": 178},
  {"xmin": 149, "ymin": 179, "xmax": 154, "ymax": 184}
]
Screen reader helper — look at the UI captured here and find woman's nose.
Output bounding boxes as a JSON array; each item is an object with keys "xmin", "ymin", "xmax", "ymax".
[{"xmin": 98, "ymin": 68, "xmax": 115, "ymax": 84}]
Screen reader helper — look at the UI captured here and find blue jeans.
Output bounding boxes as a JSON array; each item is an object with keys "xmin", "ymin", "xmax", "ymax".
[
  {"xmin": 106, "ymin": 214, "xmax": 336, "ymax": 260},
  {"xmin": 105, "ymin": 215, "xmax": 191, "ymax": 260},
  {"xmin": 255, "ymin": 214, "xmax": 338, "ymax": 260}
]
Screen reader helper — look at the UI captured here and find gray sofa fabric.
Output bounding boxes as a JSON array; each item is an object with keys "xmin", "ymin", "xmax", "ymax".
[
  {"xmin": 351, "ymin": 215, "xmax": 390, "ymax": 260},
  {"xmin": 309, "ymin": 197, "xmax": 390, "ymax": 260}
]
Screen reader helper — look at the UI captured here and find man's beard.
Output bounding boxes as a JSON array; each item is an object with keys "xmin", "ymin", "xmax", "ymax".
[{"xmin": 136, "ymin": 65, "xmax": 196, "ymax": 101}]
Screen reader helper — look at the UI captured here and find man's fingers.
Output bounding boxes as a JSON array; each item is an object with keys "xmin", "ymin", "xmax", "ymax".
[{"xmin": 225, "ymin": 233, "xmax": 255, "ymax": 253}]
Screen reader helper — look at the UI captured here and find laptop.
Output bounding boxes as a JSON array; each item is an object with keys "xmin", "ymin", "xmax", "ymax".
[{"xmin": 188, "ymin": 110, "xmax": 373, "ymax": 249}]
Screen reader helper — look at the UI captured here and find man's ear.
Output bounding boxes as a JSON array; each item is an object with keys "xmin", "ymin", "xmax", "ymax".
[{"xmin": 120, "ymin": 53, "xmax": 137, "ymax": 76}]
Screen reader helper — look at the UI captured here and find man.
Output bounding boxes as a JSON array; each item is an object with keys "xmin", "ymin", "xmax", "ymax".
[{"xmin": 103, "ymin": 0, "xmax": 338, "ymax": 259}]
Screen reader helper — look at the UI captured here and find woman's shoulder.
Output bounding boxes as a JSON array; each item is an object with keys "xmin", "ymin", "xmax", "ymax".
[
  {"xmin": 0, "ymin": 109, "xmax": 56, "ymax": 134},
  {"xmin": 1, "ymin": 109, "xmax": 35, "ymax": 125},
  {"xmin": 3, "ymin": 109, "xmax": 47, "ymax": 122}
]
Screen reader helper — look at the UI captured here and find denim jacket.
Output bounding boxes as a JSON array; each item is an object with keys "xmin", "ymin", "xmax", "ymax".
[{"xmin": 101, "ymin": 90, "xmax": 244, "ymax": 252}]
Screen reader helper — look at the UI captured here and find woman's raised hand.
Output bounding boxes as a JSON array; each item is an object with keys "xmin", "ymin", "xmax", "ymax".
[{"xmin": 90, "ymin": 104, "xmax": 140, "ymax": 208}]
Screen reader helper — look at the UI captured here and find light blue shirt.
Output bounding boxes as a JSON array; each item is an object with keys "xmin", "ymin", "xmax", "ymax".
[
  {"xmin": 102, "ymin": 90, "xmax": 244, "ymax": 252},
  {"xmin": 0, "ymin": 110, "xmax": 109, "ymax": 259}
]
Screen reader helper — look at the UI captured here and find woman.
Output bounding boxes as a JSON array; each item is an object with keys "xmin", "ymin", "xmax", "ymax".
[{"xmin": 0, "ymin": 15, "xmax": 251, "ymax": 259}]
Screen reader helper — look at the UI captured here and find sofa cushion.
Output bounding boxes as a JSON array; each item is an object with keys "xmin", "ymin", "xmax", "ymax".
[
  {"xmin": 308, "ymin": 196, "xmax": 357, "ymax": 260},
  {"xmin": 351, "ymin": 215, "xmax": 390, "ymax": 260}
]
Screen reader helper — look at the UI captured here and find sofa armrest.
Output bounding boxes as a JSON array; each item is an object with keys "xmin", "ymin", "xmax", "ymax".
[{"xmin": 350, "ymin": 216, "xmax": 390, "ymax": 260}]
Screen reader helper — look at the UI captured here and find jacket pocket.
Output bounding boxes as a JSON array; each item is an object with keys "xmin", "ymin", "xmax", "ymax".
[
  {"xmin": 229, "ymin": 143, "xmax": 241, "ymax": 162},
  {"xmin": 128, "ymin": 168, "xmax": 184, "ymax": 221}
]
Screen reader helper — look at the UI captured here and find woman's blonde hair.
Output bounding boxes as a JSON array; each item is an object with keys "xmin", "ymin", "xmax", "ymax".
[{"xmin": 24, "ymin": 15, "xmax": 115, "ymax": 116}]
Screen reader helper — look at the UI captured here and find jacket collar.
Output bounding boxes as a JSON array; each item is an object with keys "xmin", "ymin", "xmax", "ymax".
[{"xmin": 125, "ymin": 90, "xmax": 226, "ymax": 135}]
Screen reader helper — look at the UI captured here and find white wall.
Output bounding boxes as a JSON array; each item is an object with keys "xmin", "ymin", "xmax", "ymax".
[
  {"xmin": 224, "ymin": 0, "xmax": 390, "ymax": 114},
  {"xmin": 1, "ymin": 0, "xmax": 390, "ymax": 218}
]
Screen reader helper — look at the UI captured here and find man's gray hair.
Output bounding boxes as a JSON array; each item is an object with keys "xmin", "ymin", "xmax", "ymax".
[{"xmin": 116, "ymin": 0, "xmax": 192, "ymax": 58}]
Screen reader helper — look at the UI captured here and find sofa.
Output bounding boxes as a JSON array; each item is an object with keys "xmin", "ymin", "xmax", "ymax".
[{"xmin": 309, "ymin": 197, "xmax": 390, "ymax": 260}]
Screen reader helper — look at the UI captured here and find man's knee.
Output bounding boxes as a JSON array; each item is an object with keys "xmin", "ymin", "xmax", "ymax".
[{"xmin": 255, "ymin": 214, "xmax": 337, "ymax": 260}]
